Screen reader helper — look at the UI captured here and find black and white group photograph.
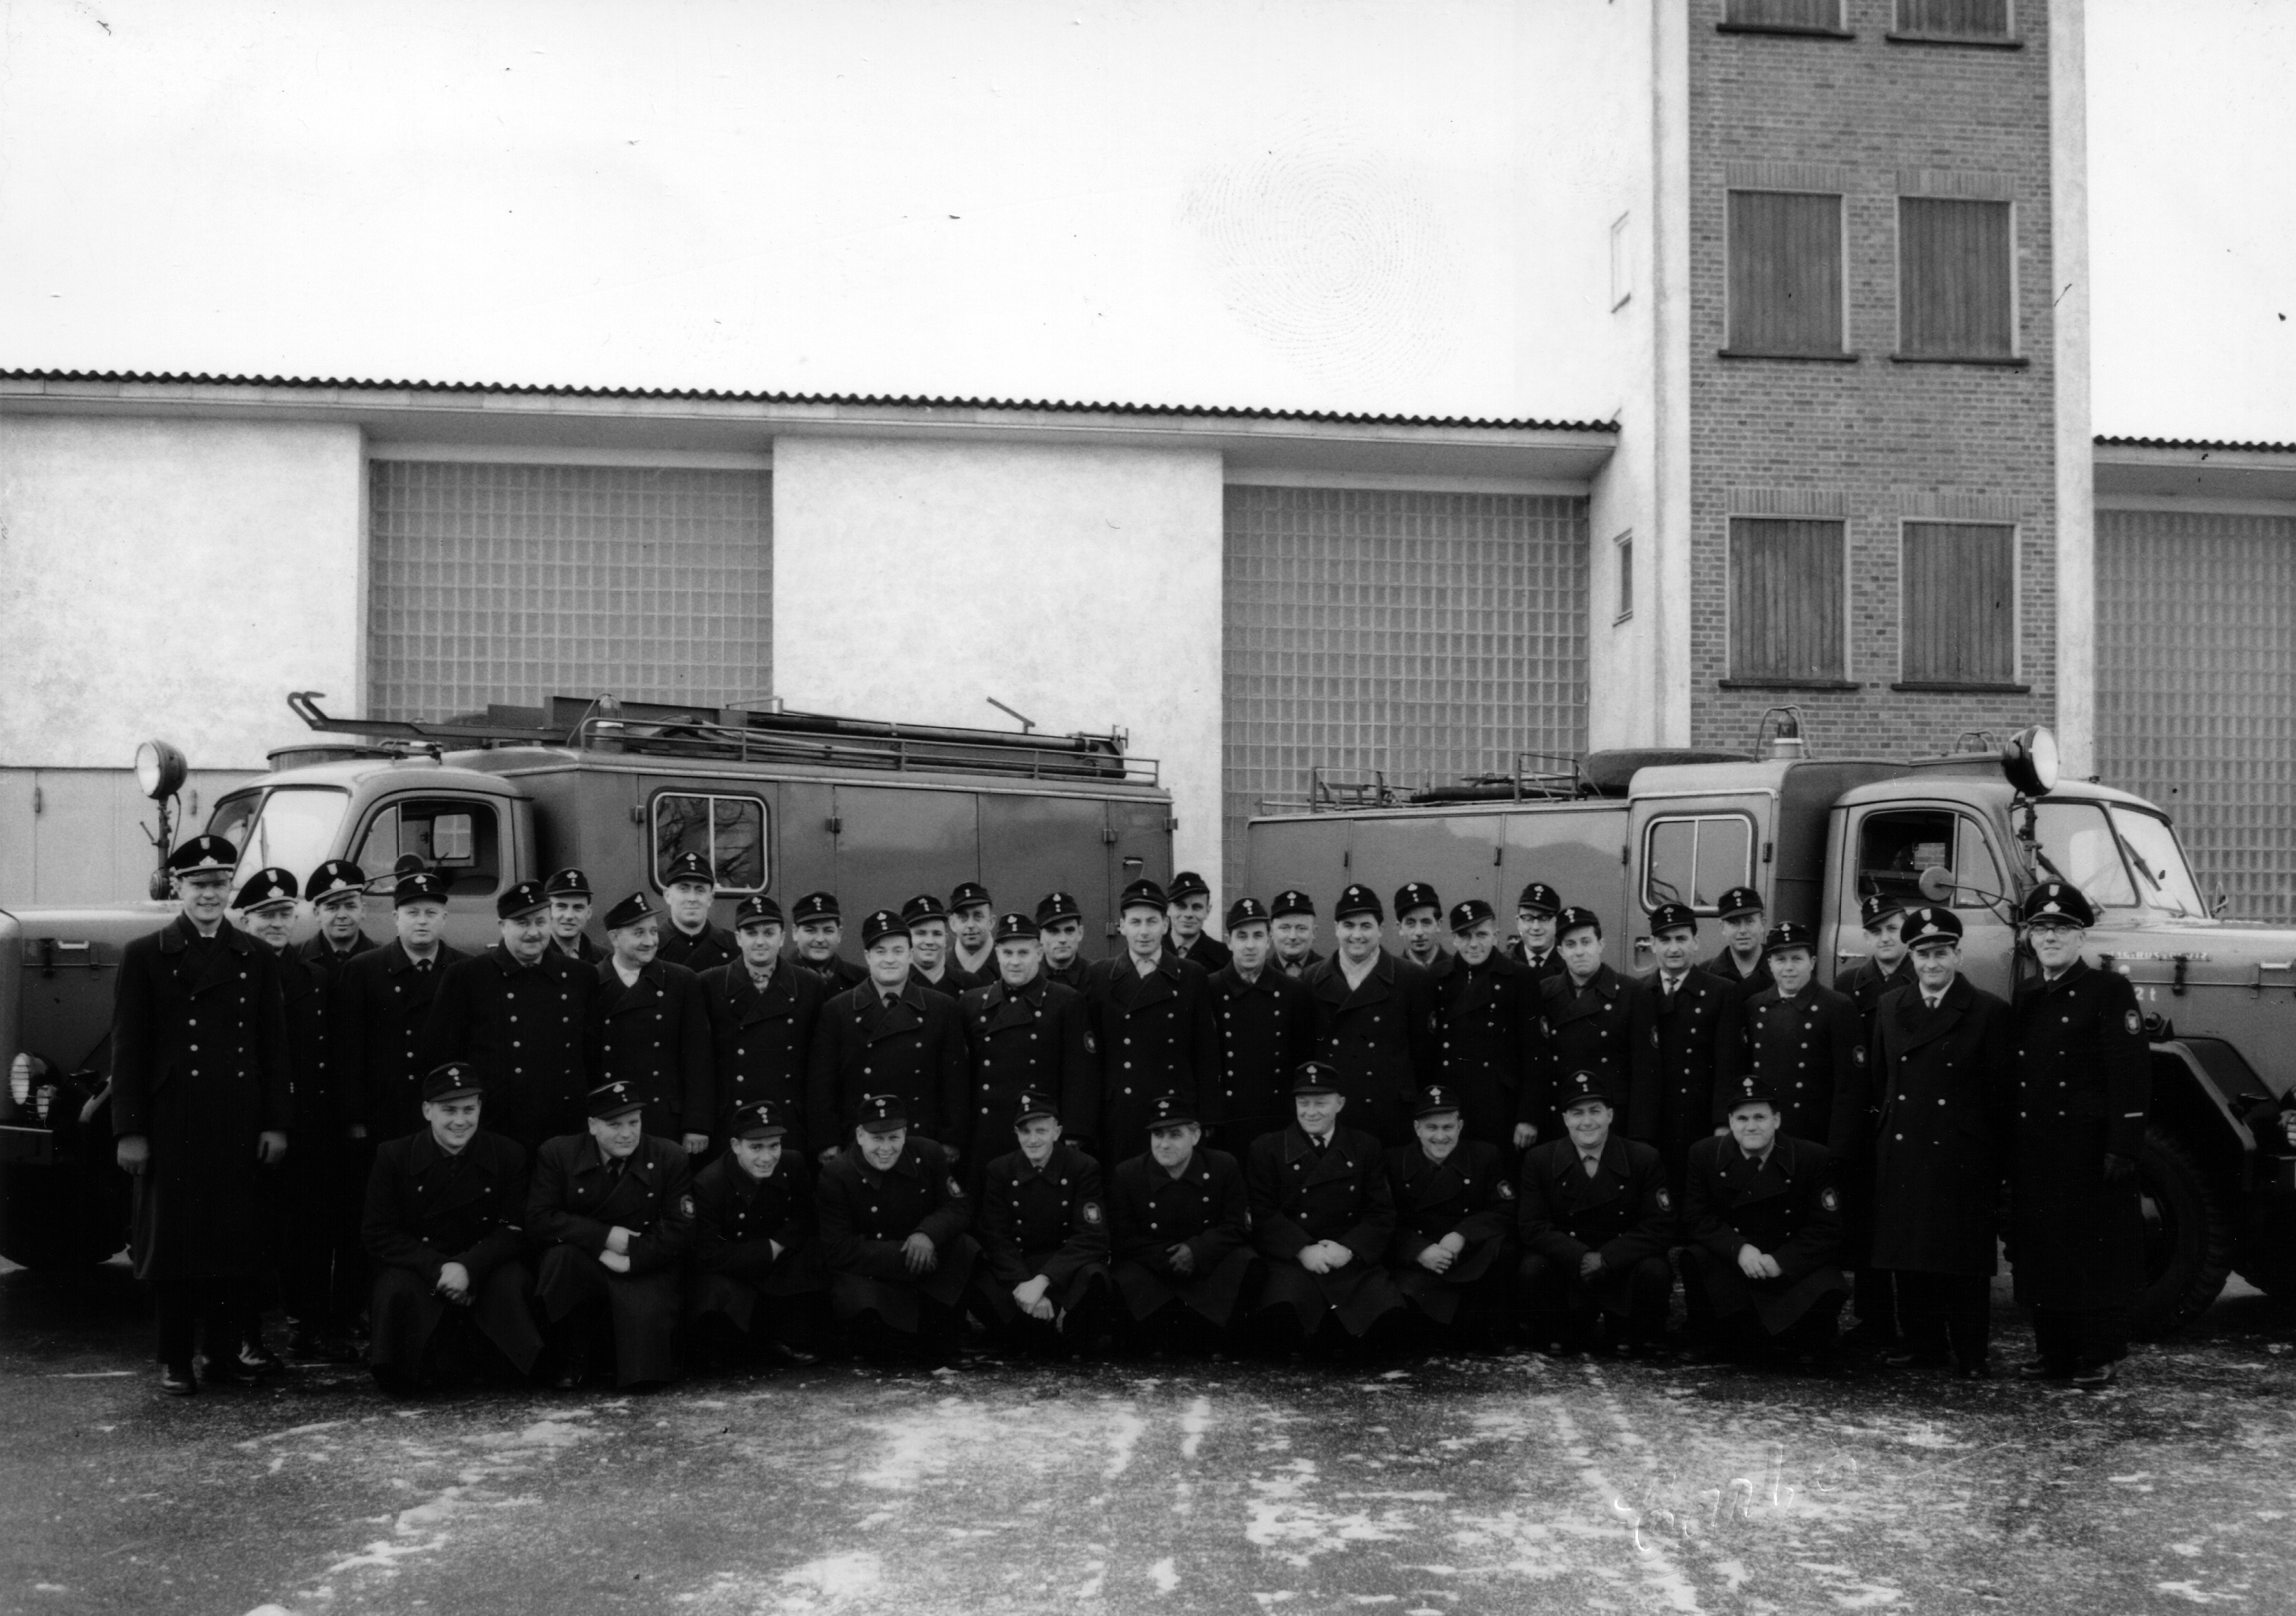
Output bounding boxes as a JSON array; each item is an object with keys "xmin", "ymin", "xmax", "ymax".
[{"xmin": 1, "ymin": 1, "xmax": 2291, "ymax": 1612}]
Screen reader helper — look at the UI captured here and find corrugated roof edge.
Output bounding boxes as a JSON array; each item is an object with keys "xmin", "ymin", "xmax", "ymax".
[
  {"xmin": 2095, "ymin": 434, "xmax": 2296, "ymax": 454},
  {"xmin": 0, "ymin": 367, "xmax": 1616, "ymax": 434}
]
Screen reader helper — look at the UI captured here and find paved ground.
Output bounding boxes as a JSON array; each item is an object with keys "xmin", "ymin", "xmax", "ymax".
[{"xmin": 3, "ymin": 1264, "xmax": 2295, "ymax": 1616}]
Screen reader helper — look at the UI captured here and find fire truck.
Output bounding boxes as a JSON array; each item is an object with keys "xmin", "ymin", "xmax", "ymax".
[
  {"xmin": 0, "ymin": 692, "xmax": 1173, "ymax": 1270},
  {"xmin": 1247, "ymin": 715, "xmax": 2296, "ymax": 1337}
]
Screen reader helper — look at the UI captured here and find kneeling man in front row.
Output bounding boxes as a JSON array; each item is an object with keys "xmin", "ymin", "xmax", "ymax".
[
  {"xmin": 969, "ymin": 1092, "xmax": 1112, "ymax": 1356},
  {"xmin": 816, "ymin": 1092, "xmax": 978, "ymax": 1369},
  {"xmin": 1384, "ymin": 1083, "xmax": 1518, "ymax": 1351},
  {"xmin": 1245, "ymin": 1062, "xmax": 1406, "ymax": 1357},
  {"xmin": 1681, "ymin": 1074, "xmax": 1847, "ymax": 1362},
  {"xmin": 1516, "ymin": 1068, "xmax": 1676, "ymax": 1357},
  {"xmin": 1108, "ymin": 1093, "xmax": 1258, "ymax": 1355},
  {"xmin": 527, "ymin": 1080, "xmax": 696, "ymax": 1389},
  {"xmin": 363, "ymin": 1062, "xmax": 542, "ymax": 1394},
  {"xmin": 686, "ymin": 1099, "xmax": 828, "ymax": 1369}
]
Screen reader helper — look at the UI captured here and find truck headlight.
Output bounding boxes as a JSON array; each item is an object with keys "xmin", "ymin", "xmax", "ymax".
[
  {"xmin": 135, "ymin": 739, "xmax": 188, "ymax": 802},
  {"xmin": 2001, "ymin": 727, "xmax": 2060, "ymax": 797}
]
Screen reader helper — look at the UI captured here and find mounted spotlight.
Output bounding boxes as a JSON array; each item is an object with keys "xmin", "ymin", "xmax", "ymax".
[
  {"xmin": 2000, "ymin": 727, "xmax": 2060, "ymax": 798},
  {"xmin": 134, "ymin": 740, "xmax": 188, "ymax": 802}
]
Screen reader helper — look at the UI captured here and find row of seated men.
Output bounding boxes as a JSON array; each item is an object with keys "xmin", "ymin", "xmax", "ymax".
[{"xmin": 363, "ymin": 1057, "xmax": 1848, "ymax": 1393}]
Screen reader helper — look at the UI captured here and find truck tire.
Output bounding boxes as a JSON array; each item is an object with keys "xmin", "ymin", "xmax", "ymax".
[{"xmin": 2132, "ymin": 1125, "xmax": 2235, "ymax": 1339}]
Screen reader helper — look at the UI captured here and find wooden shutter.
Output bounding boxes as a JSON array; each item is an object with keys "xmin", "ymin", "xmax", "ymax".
[
  {"xmin": 1727, "ymin": 192, "xmax": 1844, "ymax": 355},
  {"xmin": 1727, "ymin": 0, "xmax": 1843, "ymax": 27},
  {"xmin": 1896, "ymin": 0, "xmax": 2012, "ymax": 38},
  {"xmin": 1901, "ymin": 522, "xmax": 2015, "ymax": 684},
  {"xmin": 1730, "ymin": 518, "xmax": 1844, "ymax": 680},
  {"xmin": 1899, "ymin": 198, "xmax": 2014, "ymax": 358}
]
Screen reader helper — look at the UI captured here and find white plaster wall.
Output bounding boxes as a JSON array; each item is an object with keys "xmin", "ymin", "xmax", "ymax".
[
  {"xmin": 2052, "ymin": 0, "xmax": 2098, "ymax": 779},
  {"xmin": 771, "ymin": 436, "xmax": 1225, "ymax": 892},
  {"xmin": 0, "ymin": 416, "xmax": 365, "ymax": 770}
]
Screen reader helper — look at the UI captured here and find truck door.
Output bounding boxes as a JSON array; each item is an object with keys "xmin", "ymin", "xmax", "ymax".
[
  {"xmin": 1834, "ymin": 802, "xmax": 2017, "ymax": 998},
  {"xmin": 829, "ymin": 786, "xmax": 978, "ymax": 917},
  {"xmin": 1104, "ymin": 798, "xmax": 1173, "ymax": 955},
  {"xmin": 978, "ymin": 793, "xmax": 1114, "ymax": 946},
  {"xmin": 348, "ymin": 792, "xmax": 519, "ymax": 955},
  {"xmin": 1628, "ymin": 796, "xmax": 1769, "ymax": 976},
  {"xmin": 1243, "ymin": 814, "xmax": 1350, "ymax": 955},
  {"xmin": 1350, "ymin": 815, "xmax": 1505, "ymax": 920},
  {"xmin": 1499, "ymin": 806, "xmax": 1637, "ymax": 968}
]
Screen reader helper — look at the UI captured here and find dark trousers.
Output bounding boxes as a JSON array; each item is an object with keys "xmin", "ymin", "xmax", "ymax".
[
  {"xmin": 1519, "ymin": 1252, "xmax": 1672, "ymax": 1347},
  {"xmin": 841, "ymin": 1299, "xmax": 966, "ymax": 1367},
  {"xmin": 1892, "ymin": 1270, "xmax": 1991, "ymax": 1365},
  {"xmin": 153, "ymin": 1277, "xmax": 245, "ymax": 1369},
  {"xmin": 1849, "ymin": 1268, "xmax": 1899, "ymax": 1338},
  {"xmin": 281, "ymin": 1131, "xmax": 366, "ymax": 1334},
  {"xmin": 1696, "ymin": 1289, "xmax": 1845, "ymax": 1357},
  {"xmin": 969, "ymin": 1268, "xmax": 1111, "ymax": 1356},
  {"xmin": 1123, "ymin": 1298, "xmax": 1234, "ymax": 1357},
  {"xmin": 2032, "ymin": 1305, "xmax": 2128, "ymax": 1370},
  {"xmin": 1248, "ymin": 1300, "xmax": 1410, "ymax": 1360}
]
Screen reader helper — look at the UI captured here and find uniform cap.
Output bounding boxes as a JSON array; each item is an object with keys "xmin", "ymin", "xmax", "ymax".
[
  {"xmin": 731, "ymin": 1099, "xmax": 790, "ymax": 1140},
  {"xmin": 394, "ymin": 869, "xmax": 451, "ymax": 907},
  {"xmin": 1514, "ymin": 882, "xmax": 1563, "ymax": 917},
  {"xmin": 900, "ymin": 893, "xmax": 949, "ymax": 924},
  {"xmin": 1035, "ymin": 890, "xmax": 1083, "ymax": 924},
  {"xmin": 663, "ymin": 851, "xmax": 715, "ymax": 888},
  {"xmin": 1394, "ymin": 881, "xmax": 1442, "ymax": 920},
  {"xmin": 993, "ymin": 911, "xmax": 1039, "ymax": 943},
  {"xmin": 1727, "ymin": 1073, "xmax": 1781, "ymax": 1111},
  {"xmin": 791, "ymin": 891, "xmax": 841, "ymax": 925},
  {"xmin": 1448, "ymin": 898, "xmax": 1496, "ymax": 933},
  {"xmin": 1226, "ymin": 896, "xmax": 1272, "ymax": 930},
  {"xmin": 496, "ymin": 879, "xmax": 549, "ymax": 921},
  {"xmin": 1554, "ymin": 905, "xmax": 1602, "ymax": 940},
  {"xmin": 423, "ymin": 1062, "xmax": 486, "ymax": 1104},
  {"xmin": 1292, "ymin": 1059, "xmax": 1343, "ymax": 1095},
  {"xmin": 1146, "ymin": 1093, "xmax": 1199, "ymax": 1131},
  {"xmin": 1167, "ymin": 870, "xmax": 1211, "ymax": 902},
  {"xmin": 603, "ymin": 890, "xmax": 657, "ymax": 931},
  {"xmin": 1762, "ymin": 920, "xmax": 1817, "ymax": 957},
  {"xmin": 1648, "ymin": 902, "xmax": 1699, "ymax": 937},
  {"xmin": 2019, "ymin": 881, "xmax": 2097, "ymax": 930},
  {"xmin": 1857, "ymin": 892, "xmax": 1906, "ymax": 929},
  {"xmin": 733, "ymin": 894, "xmax": 784, "ymax": 929},
  {"xmin": 587, "ymin": 1080, "xmax": 645, "ymax": 1120},
  {"xmin": 1333, "ymin": 883, "xmax": 1383, "ymax": 923},
  {"xmin": 856, "ymin": 1093, "xmax": 908, "ymax": 1133},
  {"xmin": 947, "ymin": 881, "xmax": 994, "ymax": 913},
  {"xmin": 1271, "ymin": 888, "xmax": 1317, "ymax": 919},
  {"xmin": 1013, "ymin": 1090, "xmax": 1060, "ymax": 1126},
  {"xmin": 1558, "ymin": 1068, "xmax": 1614, "ymax": 1110},
  {"xmin": 167, "ymin": 834, "xmax": 237, "ymax": 876},
  {"xmin": 1716, "ymin": 886, "xmax": 1765, "ymax": 921},
  {"xmin": 233, "ymin": 866, "xmax": 298, "ymax": 912},
  {"xmin": 1119, "ymin": 879, "xmax": 1169, "ymax": 915},
  {"xmin": 543, "ymin": 867, "xmax": 594, "ymax": 899},
  {"xmin": 1902, "ymin": 906, "xmax": 1964, "ymax": 948},
  {"xmin": 1412, "ymin": 1084, "xmax": 1462, "ymax": 1119},
  {"xmin": 306, "ymin": 859, "xmax": 368, "ymax": 905},
  {"xmin": 860, "ymin": 909, "xmax": 910, "ymax": 949}
]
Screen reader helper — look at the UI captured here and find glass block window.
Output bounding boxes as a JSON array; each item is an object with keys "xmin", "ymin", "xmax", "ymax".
[
  {"xmin": 2098, "ymin": 509, "xmax": 2296, "ymax": 923},
  {"xmin": 368, "ymin": 462, "xmax": 771, "ymax": 721},
  {"xmin": 1223, "ymin": 487, "xmax": 1588, "ymax": 894}
]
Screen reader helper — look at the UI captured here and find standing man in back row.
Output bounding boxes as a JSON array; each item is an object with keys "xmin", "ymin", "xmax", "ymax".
[
  {"xmin": 544, "ymin": 868, "xmax": 606, "ymax": 967},
  {"xmin": 1303, "ymin": 885, "xmax": 1440, "ymax": 1147},
  {"xmin": 1507, "ymin": 883, "xmax": 1565, "ymax": 985},
  {"xmin": 425, "ymin": 879, "xmax": 591, "ymax": 1156},
  {"xmin": 588, "ymin": 893, "xmax": 715, "ymax": 1157},
  {"xmin": 1081, "ymin": 881, "xmax": 1220, "ymax": 1164},
  {"xmin": 1167, "ymin": 872, "xmax": 1230, "ymax": 972},
  {"xmin": 948, "ymin": 882, "xmax": 998, "ymax": 983},
  {"xmin": 805, "ymin": 910, "xmax": 970, "ymax": 1163},
  {"xmin": 1270, "ymin": 890, "xmax": 1322, "ymax": 979},
  {"xmin": 342, "ymin": 867, "xmax": 467, "ymax": 1143},
  {"xmin": 655, "ymin": 852, "xmax": 738, "ymax": 975},
  {"xmin": 1706, "ymin": 887, "xmax": 1773, "ymax": 1001},
  {"xmin": 1037, "ymin": 892, "xmax": 1092, "ymax": 990}
]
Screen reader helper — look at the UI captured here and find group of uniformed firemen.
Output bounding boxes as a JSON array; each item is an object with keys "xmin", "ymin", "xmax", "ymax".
[{"xmin": 110, "ymin": 835, "xmax": 2149, "ymax": 1395}]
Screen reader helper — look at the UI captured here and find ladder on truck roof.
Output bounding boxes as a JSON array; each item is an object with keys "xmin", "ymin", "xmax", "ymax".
[{"xmin": 286, "ymin": 691, "xmax": 1158, "ymax": 786}]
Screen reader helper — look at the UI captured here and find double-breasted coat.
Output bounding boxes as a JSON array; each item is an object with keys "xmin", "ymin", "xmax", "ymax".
[
  {"xmin": 425, "ymin": 945, "xmax": 591, "ymax": 1153},
  {"xmin": 1246, "ymin": 1124, "xmax": 1404, "ymax": 1335},
  {"xmin": 1428, "ymin": 952, "xmax": 1546, "ymax": 1152},
  {"xmin": 805, "ymin": 980, "xmax": 970, "ymax": 1159},
  {"xmin": 656, "ymin": 920, "xmax": 740, "ymax": 976},
  {"xmin": 1208, "ymin": 963, "xmax": 1317, "ymax": 1147},
  {"xmin": 342, "ymin": 939, "xmax": 470, "ymax": 1141},
  {"xmin": 814, "ymin": 1137, "xmax": 977, "ymax": 1331},
  {"xmin": 1644, "ymin": 967, "xmax": 1735, "ymax": 1183},
  {"xmin": 687, "ymin": 1150, "xmax": 826, "ymax": 1332},
  {"xmin": 1725, "ymin": 983, "xmax": 1863, "ymax": 1150},
  {"xmin": 525, "ymin": 1132, "xmax": 696, "ymax": 1385},
  {"xmin": 959, "ymin": 975, "xmax": 1097, "ymax": 1175},
  {"xmin": 973, "ymin": 1141, "xmax": 1111, "ymax": 1321},
  {"xmin": 110, "ymin": 917, "xmax": 293, "ymax": 1281},
  {"xmin": 1301, "ymin": 951, "xmax": 1441, "ymax": 1147},
  {"xmin": 1533, "ymin": 967, "xmax": 1658, "ymax": 1140},
  {"xmin": 1382, "ymin": 1140, "xmax": 1516, "ymax": 1323},
  {"xmin": 1681, "ymin": 1133, "xmax": 1846, "ymax": 1332},
  {"xmin": 697, "ymin": 960, "xmax": 826, "ymax": 1129},
  {"xmin": 2008, "ymin": 960, "xmax": 2151, "ymax": 1312},
  {"xmin": 1852, "ymin": 976, "xmax": 2016, "ymax": 1278},
  {"xmin": 1705, "ymin": 950, "xmax": 1775, "ymax": 1004},
  {"xmin": 361, "ymin": 1128, "xmax": 540, "ymax": 1374},
  {"xmin": 1180, "ymin": 933, "xmax": 1233, "ymax": 974},
  {"xmin": 1516, "ymin": 1133, "xmax": 1678, "ymax": 1316},
  {"xmin": 1840, "ymin": 953, "xmax": 1915, "ymax": 1040},
  {"xmin": 587, "ymin": 959, "xmax": 715, "ymax": 1143},
  {"xmin": 1081, "ymin": 954, "xmax": 1221, "ymax": 1162},
  {"xmin": 270, "ymin": 943, "xmax": 334, "ymax": 1137},
  {"xmin": 1107, "ymin": 1145, "xmax": 1257, "ymax": 1325}
]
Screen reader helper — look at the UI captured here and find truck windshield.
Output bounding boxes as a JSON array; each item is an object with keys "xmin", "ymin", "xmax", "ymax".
[
  {"xmin": 2031, "ymin": 799, "xmax": 2205, "ymax": 917},
  {"xmin": 207, "ymin": 786, "xmax": 350, "ymax": 887}
]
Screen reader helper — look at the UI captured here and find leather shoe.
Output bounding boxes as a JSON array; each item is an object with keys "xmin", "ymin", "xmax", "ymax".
[
  {"xmin": 2070, "ymin": 1362, "xmax": 2119, "ymax": 1390},
  {"xmin": 159, "ymin": 1363, "xmax": 197, "ymax": 1396},
  {"xmin": 549, "ymin": 1347, "xmax": 589, "ymax": 1391},
  {"xmin": 237, "ymin": 1342, "xmax": 286, "ymax": 1379},
  {"xmin": 2016, "ymin": 1358, "xmax": 2075, "ymax": 1382}
]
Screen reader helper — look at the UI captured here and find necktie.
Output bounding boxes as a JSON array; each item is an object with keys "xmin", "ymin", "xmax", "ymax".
[
  {"xmin": 1581, "ymin": 1154, "xmax": 1600, "ymax": 1177},
  {"xmin": 1311, "ymin": 1135, "xmax": 1329, "ymax": 1155},
  {"xmin": 1924, "ymin": 994, "xmax": 1943, "ymax": 1011}
]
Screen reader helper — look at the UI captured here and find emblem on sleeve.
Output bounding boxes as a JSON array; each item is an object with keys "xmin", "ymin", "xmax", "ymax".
[
  {"xmin": 1081, "ymin": 1200, "xmax": 1104, "ymax": 1225},
  {"xmin": 1820, "ymin": 1187, "xmax": 1839, "ymax": 1212},
  {"xmin": 2125, "ymin": 1009, "xmax": 2142, "ymax": 1036}
]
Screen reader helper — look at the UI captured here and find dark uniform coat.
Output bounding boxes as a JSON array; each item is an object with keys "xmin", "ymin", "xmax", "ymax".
[
  {"xmin": 959, "ymin": 976, "xmax": 1097, "ymax": 1174},
  {"xmin": 1274, "ymin": 949, "xmax": 1324, "ymax": 980},
  {"xmin": 1382, "ymin": 1140, "xmax": 1516, "ymax": 1323},
  {"xmin": 1706, "ymin": 950, "xmax": 1774, "ymax": 1003},
  {"xmin": 698, "ymin": 960, "xmax": 826, "ymax": 1129},
  {"xmin": 271, "ymin": 943, "xmax": 333, "ymax": 1136},
  {"xmin": 1725, "ymin": 984, "xmax": 1863, "ymax": 1151},
  {"xmin": 1503, "ymin": 941, "xmax": 1567, "ymax": 988},
  {"xmin": 425, "ymin": 945, "xmax": 591, "ymax": 1153},
  {"xmin": 553, "ymin": 932, "xmax": 608, "ymax": 968},
  {"xmin": 1043, "ymin": 956, "xmax": 1092, "ymax": 993},
  {"xmin": 587, "ymin": 959, "xmax": 715, "ymax": 1143},
  {"xmin": 110, "ymin": 917, "xmax": 293, "ymax": 1281},
  {"xmin": 805, "ymin": 980, "xmax": 970, "ymax": 1159},
  {"xmin": 362, "ymin": 1128, "xmax": 539, "ymax": 1374},
  {"xmin": 1516, "ymin": 1133, "xmax": 1678, "ymax": 1318},
  {"xmin": 1081, "ymin": 954, "xmax": 1221, "ymax": 1163},
  {"xmin": 656, "ymin": 920, "xmax": 740, "ymax": 976},
  {"xmin": 1534, "ymin": 967, "xmax": 1658, "ymax": 1140},
  {"xmin": 687, "ymin": 1151, "xmax": 826, "ymax": 1332},
  {"xmin": 1107, "ymin": 1146, "xmax": 1255, "ymax": 1325},
  {"xmin": 1428, "ymin": 951, "xmax": 1545, "ymax": 1152},
  {"xmin": 1180, "ymin": 933, "xmax": 1232, "ymax": 974},
  {"xmin": 1840, "ymin": 953, "xmax": 1915, "ymax": 1038},
  {"xmin": 1682, "ymin": 1133, "xmax": 1845, "ymax": 1332},
  {"xmin": 1246, "ymin": 1124, "xmax": 1403, "ymax": 1335},
  {"xmin": 912, "ymin": 961, "xmax": 988, "ymax": 999},
  {"xmin": 1208, "ymin": 963, "xmax": 1317, "ymax": 1148},
  {"xmin": 1644, "ymin": 966, "xmax": 1734, "ymax": 1183},
  {"xmin": 526, "ymin": 1132, "xmax": 696, "ymax": 1385},
  {"xmin": 342, "ymin": 940, "xmax": 470, "ymax": 1141},
  {"xmin": 2009, "ymin": 960, "xmax": 2151, "ymax": 1311},
  {"xmin": 814, "ymin": 1136, "xmax": 977, "ymax": 1331},
  {"xmin": 1853, "ymin": 976, "xmax": 2016, "ymax": 1278},
  {"xmin": 973, "ymin": 1142, "xmax": 1111, "ymax": 1321},
  {"xmin": 793, "ymin": 951, "xmax": 869, "ymax": 993},
  {"xmin": 1301, "ymin": 952, "xmax": 1441, "ymax": 1146}
]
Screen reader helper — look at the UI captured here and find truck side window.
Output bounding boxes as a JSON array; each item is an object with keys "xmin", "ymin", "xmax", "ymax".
[
  {"xmin": 1642, "ymin": 815, "xmax": 1753, "ymax": 913},
  {"xmin": 353, "ymin": 798, "xmax": 504, "ymax": 899},
  {"xmin": 652, "ymin": 792, "xmax": 768, "ymax": 893},
  {"xmin": 1857, "ymin": 808, "xmax": 1998, "ymax": 911}
]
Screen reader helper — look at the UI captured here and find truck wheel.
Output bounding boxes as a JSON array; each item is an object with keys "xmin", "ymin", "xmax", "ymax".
[{"xmin": 2132, "ymin": 1126, "xmax": 2235, "ymax": 1339}]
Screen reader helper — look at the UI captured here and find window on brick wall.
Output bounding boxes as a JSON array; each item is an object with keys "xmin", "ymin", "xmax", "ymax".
[
  {"xmin": 1727, "ymin": 192, "xmax": 1845, "ymax": 356},
  {"xmin": 1615, "ymin": 533, "xmax": 1635, "ymax": 622},
  {"xmin": 1723, "ymin": 0, "xmax": 1847, "ymax": 33},
  {"xmin": 1900, "ymin": 521, "xmax": 2017, "ymax": 686},
  {"xmin": 1894, "ymin": 0, "xmax": 2015, "ymax": 41},
  {"xmin": 1730, "ymin": 518, "xmax": 1845, "ymax": 682},
  {"xmin": 1899, "ymin": 198, "xmax": 2016, "ymax": 359}
]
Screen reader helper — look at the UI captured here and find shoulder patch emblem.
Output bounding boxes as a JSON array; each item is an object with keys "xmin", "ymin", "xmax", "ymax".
[
  {"xmin": 1820, "ymin": 1187, "xmax": 1839, "ymax": 1212},
  {"xmin": 678, "ymin": 1195, "xmax": 696, "ymax": 1219},
  {"xmin": 2126, "ymin": 1009, "xmax": 2142, "ymax": 1036},
  {"xmin": 948, "ymin": 1177, "xmax": 967, "ymax": 1198},
  {"xmin": 1497, "ymin": 1180, "xmax": 1516, "ymax": 1200},
  {"xmin": 1081, "ymin": 1200, "xmax": 1104, "ymax": 1225},
  {"xmin": 1655, "ymin": 1186, "xmax": 1672, "ymax": 1211}
]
